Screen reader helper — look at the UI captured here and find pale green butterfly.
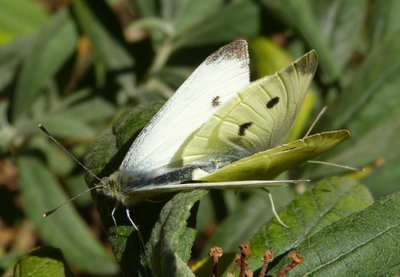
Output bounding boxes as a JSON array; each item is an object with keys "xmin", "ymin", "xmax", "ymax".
[{"xmin": 100, "ymin": 40, "xmax": 349, "ymax": 225}]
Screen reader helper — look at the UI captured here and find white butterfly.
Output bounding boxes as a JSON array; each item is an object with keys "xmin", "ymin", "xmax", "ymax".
[{"xmin": 102, "ymin": 40, "xmax": 349, "ymax": 222}]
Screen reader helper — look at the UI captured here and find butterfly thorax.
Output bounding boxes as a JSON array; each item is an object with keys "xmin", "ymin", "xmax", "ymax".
[{"xmin": 100, "ymin": 172, "xmax": 129, "ymax": 204}]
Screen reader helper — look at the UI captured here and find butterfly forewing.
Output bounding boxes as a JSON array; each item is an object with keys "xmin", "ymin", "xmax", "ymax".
[
  {"xmin": 181, "ymin": 50, "xmax": 318, "ymax": 165},
  {"xmin": 119, "ymin": 41, "xmax": 250, "ymax": 182}
]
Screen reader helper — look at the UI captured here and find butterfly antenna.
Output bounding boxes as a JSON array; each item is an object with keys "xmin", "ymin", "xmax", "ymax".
[
  {"xmin": 43, "ymin": 184, "xmax": 104, "ymax": 218},
  {"xmin": 38, "ymin": 124, "xmax": 103, "ymax": 184},
  {"xmin": 303, "ymin": 106, "xmax": 327, "ymax": 137},
  {"xmin": 307, "ymin": 160, "xmax": 364, "ymax": 171},
  {"xmin": 38, "ymin": 124, "xmax": 107, "ymax": 216}
]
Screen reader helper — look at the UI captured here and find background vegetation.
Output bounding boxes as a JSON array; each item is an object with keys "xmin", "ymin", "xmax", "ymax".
[{"xmin": 1, "ymin": 0, "xmax": 400, "ymax": 276}]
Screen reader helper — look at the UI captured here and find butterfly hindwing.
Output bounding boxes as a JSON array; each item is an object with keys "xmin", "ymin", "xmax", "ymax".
[
  {"xmin": 196, "ymin": 130, "xmax": 350, "ymax": 182},
  {"xmin": 181, "ymin": 50, "xmax": 318, "ymax": 166}
]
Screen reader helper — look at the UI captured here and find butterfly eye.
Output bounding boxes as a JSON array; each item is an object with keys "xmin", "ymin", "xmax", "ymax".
[
  {"xmin": 212, "ymin": 96, "xmax": 221, "ymax": 107},
  {"xmin": 238, "ymin": 121, "xmax": 253, "ymax": 136},
  {"xmin": 266, "ymin": 97, "xmax": 280, "ymax": 109}
]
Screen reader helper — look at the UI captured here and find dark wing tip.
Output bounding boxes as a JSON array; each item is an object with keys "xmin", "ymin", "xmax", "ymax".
[
  {"xmin": 205, "ymin": 40, "xmax": 249, "ymax": 65},
  {"xmin": 295, "ymin": 49, "xmax": 318, "ymax": 76}
]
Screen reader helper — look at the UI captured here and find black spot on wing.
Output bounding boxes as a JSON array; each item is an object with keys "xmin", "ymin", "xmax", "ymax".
[
  {"xmin": 212, "ymin": 96, "xmax": 221, "ymax": 107},
  {"xmin": 266, "ymin": 97, "xmax": 280, "ymax": 109},
  {"xmin": 238, "ymin": 122, "xmax": 253, "ymax": 136}
]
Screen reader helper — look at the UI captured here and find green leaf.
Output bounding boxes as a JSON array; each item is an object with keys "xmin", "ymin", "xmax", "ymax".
[
  {"xmin": 270, "ymin": 189, "xmax": 400, "ymax": 276},
  {"xmin": 65, "ymin": 173, "xmax": 92, "ymax": 206},
  {"xmin": 135, "ymin": 0, "xmax": 258, "ymax": 49},
  {"xmin": 174, "ymin": 0, "xmax": 259, "ymax": 48},
  {"xmin": 245, "ymin": 177, "xmax": 373, "ymax": 272},
  {"xmin": 112, "ymin": 102, "xmax": 165, "ymax": 148},
  {"xmin": 158, "ymin": 66, "xmax": 193, "ymax": 90},
  {"xmin": 308, "ymin": 117, "xmax": 400, "ymax": 196},
  {"xmin": 83, "ymin": 128, "xmax": 119, "ymax": 186},
  {"xmin": 313, "ymin": 32, "xmax": 400, "ymax": 193},
  {"xmin": 61, "ymin": 99, "xmax": 116, "ymax": 124},
  {"xmin": 20, "ymin": 90, "xmax": 116, "ymax": 140},
  {"xmin": 331, "ymin": 31, "xmax": 400, "ymax": 130},
  {"xmin": 201, "ymin": 187, "xmax": 293, "ymax": 255},
  {"xmin": 319, "ymin": 115, "xmax": 400, "ymax": 172},
  {"xmin": 12, "ymin": 9, "xmax": 78, "ymax": 121},
  {"xmin": 0, "ymin": 36, "xmax": 35, "ymax": 90},
  {"xmin": 260, "ymin": 0, "xmax": 339, "ymax": 81},
  {"xmin": 107, "ymin": 226, "xmax": 148, "ymax": 277},
  {"xmin": 72, "ymin": 0, "xmax": 135, "ymax": 92},
  {"xmin": 161, "ymin": 0, "xmax": 221, "ymax": 33},
  {"xmin": 14, "ymin": 247, "xmax": 74, "ymax": 277},
  {"xmin": 363, "ymin": 157, "xmax": 400, "ymax": 197},
  {"xmin": 29, "ymin": 137, "xmax": 76, "ymax": 176},
  {"xmin": 132, "ymin": 0, "xmax": 158, "ymax": 17},
  {"xmin": 0, "ymin": 251, "xmax": 25, "ymax": 275},
  {"xmin": 30, "ymin": 116, "xmax": 96, "ymax": 139},
  {"xmin": 18, "ymin": 156, "xmax": 118, "ymax": 275},
  {"xmin": 310, "ymin": 0, "xmax": 368, "ymax": 72},
  {"xmin": 0, "ymin": 0, "xmax": 47, "ymax": 44},
  {"xmin": 146, "ymin": 190, "xmax": 207, "ymax": 277},
  {"xmin": 368, "ymin": 0, "xmax": 400, "ymax": 50},
  {"xmin": 51, "ymin": 92, "xmax": 116, "ymax": 124}
]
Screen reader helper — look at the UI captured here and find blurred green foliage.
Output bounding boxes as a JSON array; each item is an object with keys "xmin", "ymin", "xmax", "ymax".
[{"xmin": 1, "ymin": 0, "xmax": 400, "ymax": 276}]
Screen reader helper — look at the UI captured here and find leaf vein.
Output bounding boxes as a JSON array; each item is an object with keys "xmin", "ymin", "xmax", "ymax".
[{"xmin": 305, "ymin": 222, "xmax": 400, "ymax": 276}]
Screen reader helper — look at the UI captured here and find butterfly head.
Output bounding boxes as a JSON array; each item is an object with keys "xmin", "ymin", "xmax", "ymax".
[{"xmin": 100, "ymin": 172, "xmax": 128, "ymax": 205}]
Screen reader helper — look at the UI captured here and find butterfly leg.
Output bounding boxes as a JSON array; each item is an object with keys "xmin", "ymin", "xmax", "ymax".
[
  {"xmin": 125, "ymin": 208, "xmax": 147, "ymax": 258},
  {"xmin": 263, "ymin": 188, "xmax": 289, "ymax": 228},
  {"xmin": 111, "ymin": 205, "xmax": 118, "ymax": 226},
  {"xmin": 125, "ymin": 208, "xmax": 140, "ymax": 232}
]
